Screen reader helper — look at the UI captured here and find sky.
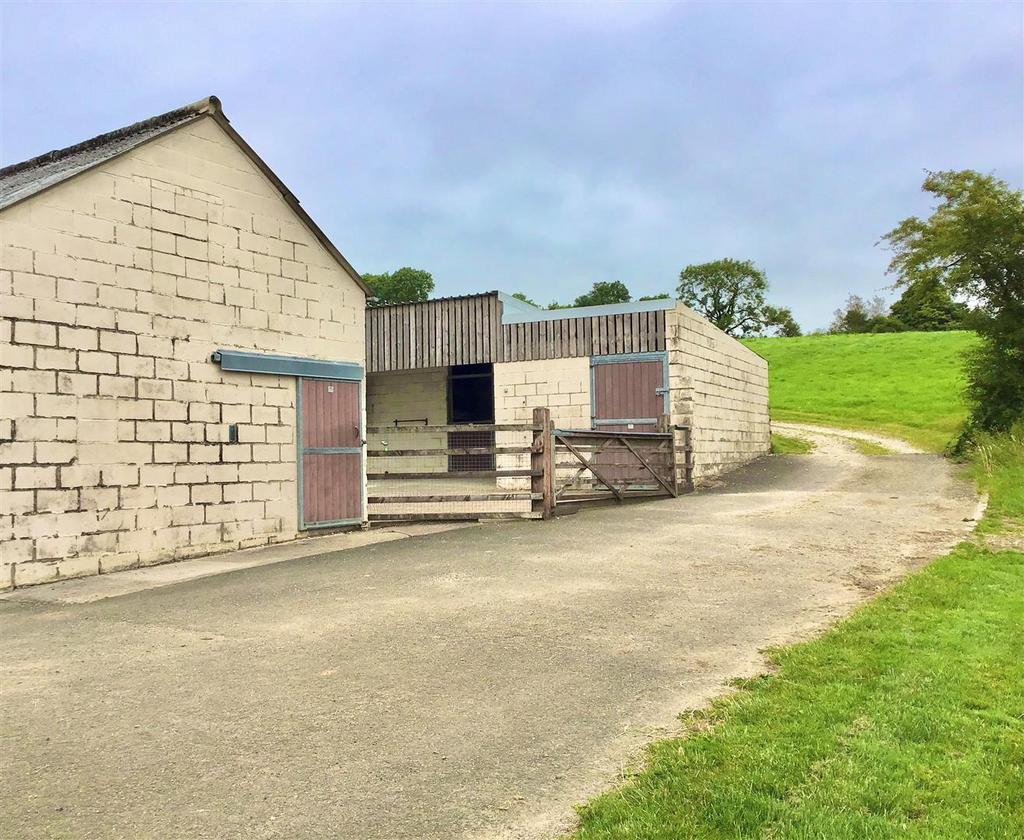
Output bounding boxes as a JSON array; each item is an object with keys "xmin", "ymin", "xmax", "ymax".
[{"xmin": 1, "ymin": 2, "xmax": 1021, "ymax": 331}]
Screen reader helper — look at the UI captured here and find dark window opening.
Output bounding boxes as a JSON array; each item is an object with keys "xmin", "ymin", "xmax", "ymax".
[{"xmin": 447, "ymin": 364, "xmax": 495, "ymax": 471}]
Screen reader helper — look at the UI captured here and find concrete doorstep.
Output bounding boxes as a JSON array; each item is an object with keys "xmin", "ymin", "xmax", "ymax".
[{"xmin": 0, "ymin": 522, "xmax": 472, "ymax": 605}]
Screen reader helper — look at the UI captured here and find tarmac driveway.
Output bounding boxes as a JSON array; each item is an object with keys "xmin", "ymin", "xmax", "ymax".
[{"xmin": 0, "ymin": 430, "xmax": 978, "ymax": 840}]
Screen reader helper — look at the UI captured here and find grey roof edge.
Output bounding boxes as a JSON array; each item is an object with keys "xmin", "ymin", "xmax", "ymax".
[
  {"xmin": 367, "ymin": 290, "xmax": 500, "ymax": 309},
  {"xmin": 500, "ymin": 293, "xmax": 770, "ymax": 362},
  {"xmin": 497, "ymin": 294, "xmax": 678, "ymax": 325},
  {"xmin": 0, "ymin": 95, "xmax": 371, "ymax": 296}
]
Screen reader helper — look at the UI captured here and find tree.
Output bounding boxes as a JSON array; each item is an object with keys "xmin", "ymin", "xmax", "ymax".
[
  {"xmin": 363, "ymin": 267, "xmax": 435, "ymax": 306},
  {"xmin": 829, "ymin": 294, "xmax": 904, "ymax": 334},
  {"xmin": 638, "ymin": 293, "xmax": 672, "ymax": 301},
  {"xmin": 676, "ymin": 259, "xmax": 789, "ymax": 337},
  {"xmin": 889, "ymin": 276, "xmax": 968, "ymax": 332},
  {"xmin": 764, "ymin": 305, "xmax": 802, "ymax": 337},
  {"xmin": 572, "ymin": 281, "xmax": 631, "ymax": 307},
  {"xmin": 883, "ymin": 170, "xmax": 1024, "ymax": 432}
]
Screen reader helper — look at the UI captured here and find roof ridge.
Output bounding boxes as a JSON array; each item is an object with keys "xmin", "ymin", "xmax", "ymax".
[{"xmin": 0, "ymin": 96, "xmax": 220, "ymax": 180}]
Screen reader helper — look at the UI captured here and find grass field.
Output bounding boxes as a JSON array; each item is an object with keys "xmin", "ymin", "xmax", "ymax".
[
  {"xmin": 743, "ymin": 331, "xmax": 980, "ymax": 452},
  {"xmin": 567, "ymin": 332, "xmax": 1024, "ymax": 840},
  {"xmin": 570, "ymin": 533, "xmax": 1024, "ymax": 839},
  {"xmin": 770, "ymin": 433, "xmax": 814, "ymax": 455},
  {"xmin": 847, "ymin": 437, "xmax": 893, "ymax": 456},
  {"xmin": 972, "ymin": 425, "xmax": 1024, "ymax": 534}
]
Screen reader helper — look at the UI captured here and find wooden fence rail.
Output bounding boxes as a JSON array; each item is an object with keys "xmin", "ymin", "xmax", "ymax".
[{"xmin": 363, "ymin": 412, "xmax": 692, "ymax": 521}]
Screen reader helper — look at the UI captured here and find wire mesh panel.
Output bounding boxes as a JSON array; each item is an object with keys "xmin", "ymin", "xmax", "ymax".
[
  {"xmin": 447, "ymin": 428, "xmax": 496, "ymax": 472},
  {"xmin": 365, "ymin": 423, "xmax": 539, "ymax": 520}
]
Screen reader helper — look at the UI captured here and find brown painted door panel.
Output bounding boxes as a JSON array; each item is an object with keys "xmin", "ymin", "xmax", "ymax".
[
  {"xmin": 302, "ymin": 379, "xmax": 361, "ymax": 449},
  {"xmin": 592, "ymin": 360, "xmax": 664, "ymax": 432},
  {"xmin": 301, "ymin": 452, "xmax": 361, "ymax": 524},
  {"xmin": 300, "ymin": 378, "xmax": 362, "ymax": 526}
]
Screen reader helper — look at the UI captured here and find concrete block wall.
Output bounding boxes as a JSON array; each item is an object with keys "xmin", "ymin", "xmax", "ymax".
[
  {"xmin": 365, "ymin": 367, "xmax": 448, "ymax": 473},
  {"xmin": 493, "ymin": 357, "xmax": 591, "ymax": 429},
  {"xmin": 0, "ymin": 116, "xmax": 365, "ymax": 589},
  {"xmin": 494, "ymin": 357, "xmax": 591, "ymax": 490},
  {"xmin": 665, "ymin": 304, "xmax": 770, "ymax": 481}
]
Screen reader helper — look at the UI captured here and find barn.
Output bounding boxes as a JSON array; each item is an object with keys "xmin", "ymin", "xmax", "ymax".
[
  {"xmin": 0, "ymin": 96, "xmax": 369, "ymax": 589},
  {"xmin": 364, "ymin": 292, "xmax": 769, "ymax": 520},
  {"xmin": 1, "ymin": 95, "xmax": 770, "ymax": 589}
]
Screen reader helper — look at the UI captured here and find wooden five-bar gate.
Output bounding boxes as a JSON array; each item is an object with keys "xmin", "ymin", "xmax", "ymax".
[{"xmin": 366, "ymin": 408, "xmax": 694, "ymax": 522}]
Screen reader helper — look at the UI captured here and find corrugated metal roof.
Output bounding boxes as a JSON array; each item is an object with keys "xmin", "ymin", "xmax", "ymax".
[
  {"xmin": 367, "ymin": 290, "xmax": 500, "ymax": 309},
  {"xmin": 367, "ymin": 290, "xmax": 678, "ymax": 324},
  {"xmin": 0, "ymin": 97, "xmax": 216, "ymax": 211},
  {"xmin": 497, "ymin": 293, "xmax": 677, "ymax": 325}
]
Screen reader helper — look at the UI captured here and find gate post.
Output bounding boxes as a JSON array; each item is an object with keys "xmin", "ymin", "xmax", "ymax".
[
  {"xmin": 682, "ymin": 424, "xmax": 695, "ymax": 492},
  {"xmin": 532, "ymin": 407, "xmax": 554, "ymax": 519},
  {"xmin": 660, "ymin": 414, "xmax": 679, "ymax": 496}
]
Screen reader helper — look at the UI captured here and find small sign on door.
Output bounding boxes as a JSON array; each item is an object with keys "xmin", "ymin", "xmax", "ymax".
[{"xmin": 327, "ymin": 384, "xmax": 335, "ymax": 393}]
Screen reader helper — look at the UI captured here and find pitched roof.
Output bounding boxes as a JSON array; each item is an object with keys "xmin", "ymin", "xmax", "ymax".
[
  {"xmin": 0, "ymin": 98, "xmax": 211, "ymax": 211},
  {"xmin": 0, "ymin": 96, "xmax": 370, "ymax": 294}
]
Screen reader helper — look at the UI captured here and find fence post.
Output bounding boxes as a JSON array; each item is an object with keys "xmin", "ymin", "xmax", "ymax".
[
  {"xmin": 682, "ymin": 424, "xmax": 695, "ymax": 492},
  {"xmin": 660, "ymin": 414, "xmax": 679, "ymax": 496},
  {"xmin": 532, "ymin": 407, "xmax": 554, "ymax": 519}
]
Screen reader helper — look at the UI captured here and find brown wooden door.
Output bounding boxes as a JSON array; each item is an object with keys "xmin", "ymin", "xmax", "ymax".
[
  {"xmin": 299, "ymin": 378, "xmax": 362, "ymax": 527},
  {"xmin": 591, "ymin": 357, "xmax": 668, "ymax": 488},
  {"xmin": 592, "ymin": 358, "xmax": 665, "ymax": 432}
]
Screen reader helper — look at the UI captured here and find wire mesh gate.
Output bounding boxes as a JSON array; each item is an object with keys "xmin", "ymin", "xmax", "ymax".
[{"xmin": 365, "ymin": 420, "xmax": 545, "ymax": 521}]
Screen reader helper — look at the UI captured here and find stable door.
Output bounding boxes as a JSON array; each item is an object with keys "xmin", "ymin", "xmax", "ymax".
[
  {"xmin": 591, "ymin": 354, "xmax": 667, "ymax": 432},
  {"xmin": 299, "ymin": 378, "xmax": 363, "ymax": 527}
]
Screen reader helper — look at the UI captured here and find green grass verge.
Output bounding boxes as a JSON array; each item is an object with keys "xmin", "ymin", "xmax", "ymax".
[
  {"xmin": 771, "ymin": 433, "xmax": 815, "ymax": 455},
  {"xmin": 568, "ymin": 437, "xmax": 1024, "ymax": 840},
  {"xmin": 971, "ymin": 423, "xmax": 1024, "ymax": 535},
  {"xmin": 848, "ymin": 438, "xmax": 893, "ymax": 456},
  {"xmin": 743, "ymin": 332, "xmax": 980, "ymax": 452}
]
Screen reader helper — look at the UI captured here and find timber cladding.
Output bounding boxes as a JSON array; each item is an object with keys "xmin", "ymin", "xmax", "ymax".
[
  {"xmin": 365, "ymin": 293, "xmax": 666, "ymax": 372},
  {"xmin": 366, "ymin": 294, "xmax": 502, "ymax": 373},
  {"xmin": 501, "ymin": 309, "xmax": 665, "ymax": 362}
]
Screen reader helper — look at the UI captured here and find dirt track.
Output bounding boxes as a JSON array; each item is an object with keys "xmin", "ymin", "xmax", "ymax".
[{"xmin": 0, "ymin": 430, "xmax": 978, "ymax": 840}]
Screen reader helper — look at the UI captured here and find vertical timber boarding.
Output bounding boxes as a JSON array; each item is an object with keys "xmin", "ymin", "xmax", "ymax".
[
  {"xmin": 366, "ymin": 294, "xmax": 503, "ymax": 373},
  {"xmin": 365, "ymin": 294, "xmax": 667, "ymax": 372},
  {"xmin": 499, "ymin": 309, "xmax": 666, "ymax": 362}
]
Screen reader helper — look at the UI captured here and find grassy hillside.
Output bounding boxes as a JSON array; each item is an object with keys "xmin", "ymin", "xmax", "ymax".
[
  {"xmin": 742, "ymin": 331, "xmax": 980, "ymax": 452},
  {"xmin": 568, "ymin": 326, "xmax": 1024, "ymax": 839}
]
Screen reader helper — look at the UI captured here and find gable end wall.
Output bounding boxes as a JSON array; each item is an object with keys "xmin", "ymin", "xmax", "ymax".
[
  {"xmin": 666, "ymin": 304, "xmax": 770, "ymax": 481},
  {"xmin": 0, "ymin": 116, "xmax": 365, "ymax": 589}
]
